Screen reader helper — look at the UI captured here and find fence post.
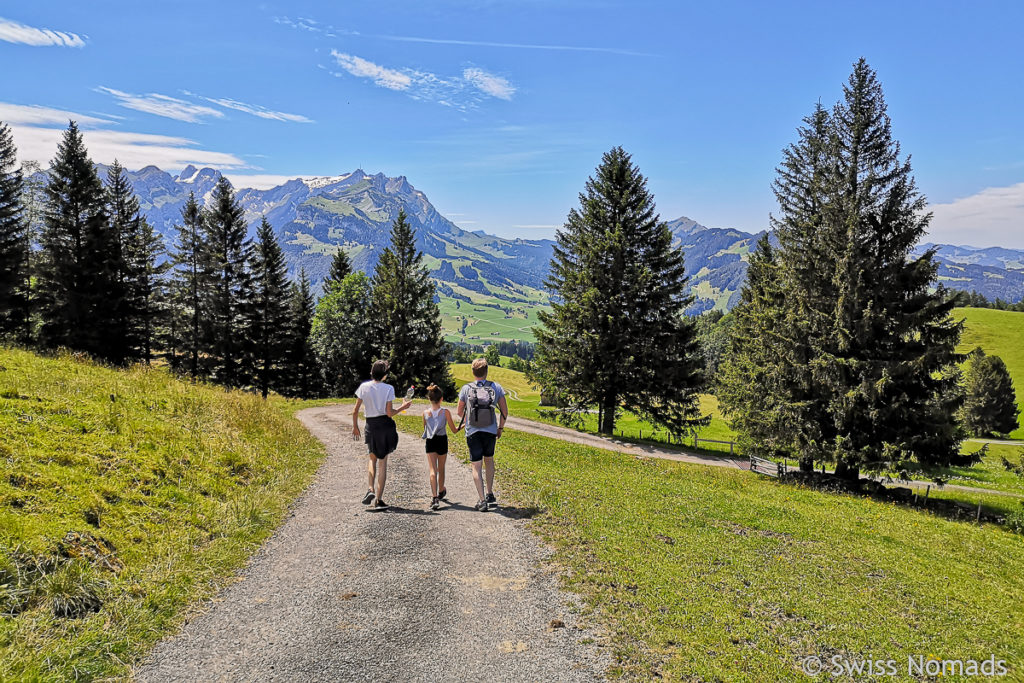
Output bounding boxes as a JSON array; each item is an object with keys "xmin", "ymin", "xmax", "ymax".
[
  {"xmin": 976, "ymin": 501, "xmax": 982, "ymax": 524},
  {"xmin": 730, "ymin": 442, "xmax": 734, "ymax": 457}
]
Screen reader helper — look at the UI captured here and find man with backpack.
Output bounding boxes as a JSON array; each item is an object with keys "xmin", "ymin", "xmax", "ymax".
[{"xmin": 457, "ymin": 358, "xmax": 508, "ymax": 512}]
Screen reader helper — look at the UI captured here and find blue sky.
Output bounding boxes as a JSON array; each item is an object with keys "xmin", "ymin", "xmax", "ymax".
[{"xmin": 2, "ymin": 1, "xmax": 1023, "ymax": 247}]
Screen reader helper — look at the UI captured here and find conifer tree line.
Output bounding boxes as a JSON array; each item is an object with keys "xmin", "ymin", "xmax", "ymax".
[{"xmin": 0, "ymin": 120, "xmax": 452, "ymax": 400}]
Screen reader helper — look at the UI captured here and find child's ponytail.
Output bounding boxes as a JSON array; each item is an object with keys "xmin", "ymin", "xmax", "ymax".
[{"xmin": 426, "ymin": 384, "xmax": 443, "ymax": 403}]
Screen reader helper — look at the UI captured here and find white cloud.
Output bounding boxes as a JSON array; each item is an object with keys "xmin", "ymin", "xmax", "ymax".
[
  {"xmin": 4, "ymin": 100, "xmax": 248, "ymax": 172},
  {"xmin": 331, "ymin": 51, "xmax": 413, "ymax": 91},
  {"xmin": 375, "ymin": 33, "xmax": 652, "ymax": 57},
  {"xmin": 0, "ymin": 16, "xmax": 85, "ymax": 47},
  {"xmin": 928, "ymin": 182, "xmax": 1024, "ymax": 249},
  {"xmin": 96, "ymin": 87, "xmax": 224, "ymax": 123},
  {"xmin": 329, "ymin": 51, "xmax": 515, "ymax": 109},
  {"xmin": 189, "ymin": 94, "xmax": 313, "ymax": 123},
  {"xmin": 463, "ymin": 68, "xmax": 515, "ymax": 100},
  {"xmin": 0, "ymin": 102, "xmax": 112, "ymax": 127}
]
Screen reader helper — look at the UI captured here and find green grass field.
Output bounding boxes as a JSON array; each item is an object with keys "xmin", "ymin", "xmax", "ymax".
[
  {"xmin": 0, "ymin": 348, "xmax": 326, "ymax": 681},
  {"xmin": 955, "ymin": 307, "xmax": 1024, "ymax": 439},
  {"xmin": 389, "ymin": 416, "xmax": 1024, "ymax": 680}
]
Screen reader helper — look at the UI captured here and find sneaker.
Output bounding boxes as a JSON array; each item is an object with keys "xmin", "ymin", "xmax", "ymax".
[
  {"xmin": 373, "ymin": 498, "xmax": 390, "ymax": 510},
  {"xmin": 361, "ymin": 489, "xmax": 375, "ymax": 505},
  {"xmin": 438, "ymin": 488, "xmax": 448, "ymax": 500},
  {"xmin": 485, "ymin": 493, "xmax": 498, "ymax": 509},
  {"xmin": 474, "ymin": 499, "xmax": 489, "ymax": 512},
  {"xmin": 430, "ymin": 497, "xmax": 440, "ymax": 511}
]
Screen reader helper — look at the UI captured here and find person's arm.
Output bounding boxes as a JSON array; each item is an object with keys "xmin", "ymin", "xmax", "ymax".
[
  {"xmin": 456, "ymin": 394, "xmax": 466, "ymax": 422},
  {"xmin": 445, "ymin": 408, "xmax": 460, "ymax": 433},
  {"xmin": 496, "ymin": 394, "xmax": 509, "ymax": 437},
  {"xmin": 352, "ymin": 399, "xmax": 363, "ymax": 436},
  {"xmin": 386, "ymin": 396, "xmax": 412, "ymax": 417}
]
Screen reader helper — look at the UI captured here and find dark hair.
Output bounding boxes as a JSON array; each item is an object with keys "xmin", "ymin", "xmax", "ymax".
[
  {"xmin": 371, "ymin": 360, "xmax": 388, "ymax": 381},
  {"xmin": 426, "ymin": 384, "xmax": 443, "ymax": 403}
]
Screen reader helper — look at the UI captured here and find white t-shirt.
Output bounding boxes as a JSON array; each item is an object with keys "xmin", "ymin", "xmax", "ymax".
[{"xmin": 356, "ymin": 381, "xmax": 395, "ymax": 418}]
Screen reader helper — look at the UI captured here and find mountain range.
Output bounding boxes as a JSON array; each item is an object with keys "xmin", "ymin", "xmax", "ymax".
[{"xmin": 91, "ymin": 165, "xmax": 1024, "ymax": 341}]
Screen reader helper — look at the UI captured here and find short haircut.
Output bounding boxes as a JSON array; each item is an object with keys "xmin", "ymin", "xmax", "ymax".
[
  {"xmin": 426, "ymin": 384, "xmax": 443, "ymax": 403},
  {"xmin": 471, "ymin": 358, "xmax": 488, "ymax": 378},
  {"xmin": 371, "ymin": 360, "xmax": 388, "ymax": 381}
]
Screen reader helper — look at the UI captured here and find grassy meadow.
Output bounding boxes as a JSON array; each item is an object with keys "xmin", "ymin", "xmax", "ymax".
[
  {"xmin": 0, "ymin": 348, "xmax": 326, "ymax": 681},
  {"xmin": 954, "ymin": 307, "xmax": 1024, "ymax": 439},
  {"xmin": 390, "ymin": 416, "xmax": 1024, "ymax": 681}
]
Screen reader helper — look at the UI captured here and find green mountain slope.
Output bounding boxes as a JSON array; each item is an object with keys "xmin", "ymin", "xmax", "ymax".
[{"xmin": 956, "ymin": 307, "xmax": 1024, "ymax": 439}]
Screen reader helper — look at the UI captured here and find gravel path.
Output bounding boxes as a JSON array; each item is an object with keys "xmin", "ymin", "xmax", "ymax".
[{"xmin": 134, "ymin": 406, "xmax": 609, "ymax": 682}]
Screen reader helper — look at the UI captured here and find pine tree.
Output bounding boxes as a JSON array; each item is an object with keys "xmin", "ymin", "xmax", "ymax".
[
  {"xmin": 532, "ymin": 147, "xmax": 706, "ymax": 436},
  {"xmin": 960, "ymin": 349, "xmax": 1019, "ymax": 437},
  {"xmin": 104, "ymin": 161, "xmax": 168, "ymax": 362},
  {"xmin": 823, "ymin": 59, "xmax": 963, "ymax": 478},
  {"xmin": 370, "ymin": 209, "xmax": 454, "ymax": 397},
  {"xmin": 37, "ymin": 122, "xmax": 120, "ymax": 360},
  {"xmin": 202, "ymin": 177, "xmax": 252, "ymax": 386},
  {"xmin": 168, "ymin": 193, "xmax": 207, "ymax": 375},
  {"xmin": 322, "ymin": 248, "xmax": 352, "ymax": 293},
  {"xmin": 718, "ymin": 237, "xmax": 801, "ymax": 460},
  {"xmin": 283, "ymin": 268, "xmax": 320, "ymax": 397},
  {"xmin": 0, "ymin": 121, "xmax": 30, "ymax": 342},
  {"xmin": 311, "ymin": 271, "xmax": 375, "ymax": 396},
  {"xmin": 249, "ymin": 217, "xmax": 292, "ymax": 398},
  {"xmin": 721, "ymin": 60, "xmax": 964, "ymax": 480}
]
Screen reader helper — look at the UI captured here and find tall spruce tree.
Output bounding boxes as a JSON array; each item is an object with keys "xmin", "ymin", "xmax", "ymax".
[
  {"xmin": 322, "ymin": 248, "xmax": 352, "ymax": 293},
  {"xmin": 104, "ymin": 161, "xmax": 168, "ymax": 362},
  {"xmin": 202, "ymin": 176, "xmax": 252, "ymax": 386},
  {"xmin": 168, "ymin": 193, "xmax": 207, "ymax": 375},
  {"xmin": 721, "ymin": 60, "xmax": 963, "ymax": 480},
  {"xmin": 717, "ymin": 237, "xmax": 801, "ymax": 461},
  {"xmin": 960, "ymin": 349, "xmax": 1019, "ymax": 437},
  {"xmin": 249, "ymin": 217, "xmax": 292, "ymax": 398},
  {"xmin": 532, "ymin": 147, "xmax": 706, "ymax": 436},
  {"xmin": 283, "ymin": 268, "xmax": 320, "ymax": 397},
  {"xmin": 37, "ymin": 122, "xmax": 121, "ymax": 360},
  {"xmin": 0, "ymin": 121, "xmax": 30, "ymax": 342},
  {"xmin": 370, "ymin": 209, "xmax": 453, "ymax": 397}
]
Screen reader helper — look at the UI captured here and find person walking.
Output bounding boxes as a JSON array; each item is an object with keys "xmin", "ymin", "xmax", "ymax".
[
  {"xmin": 352, "ymin": 360, "xmax": 411, "ymax": 510},
  {"xmin": 421, "ymin": 384, "xmax": 461, "ymax": 510},
  {"xmin": 456, "ymin": 358, "xmax": 508, "ymax": 512}
]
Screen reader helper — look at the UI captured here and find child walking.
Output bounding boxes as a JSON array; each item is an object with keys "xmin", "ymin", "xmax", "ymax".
[{"xmin": 422, "ymin": 384, "xmax": 461, "ymax": 510}]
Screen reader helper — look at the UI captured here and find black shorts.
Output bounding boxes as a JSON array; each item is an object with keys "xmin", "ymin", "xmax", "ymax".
[
  {"xmin": 466, "ymin": 432, "xmax": 496, "ymax": 462},
  {"xmin": 425, "ymin": 435, "xmax": 448, "ymax": 455},
  {"xmin": 365, "ymin": 415, "xmax": 398, "ymax": 458}
]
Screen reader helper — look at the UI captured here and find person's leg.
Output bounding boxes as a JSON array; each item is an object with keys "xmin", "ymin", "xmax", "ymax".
[
  {"xmin": 426, "ymin": 452, "xmax": 439, "ymax": 497},
  {"xmin": 471, "ymin": 460, "xmax": 486, "ymax": 500},
  {"xmin": 437, "ymin": 453, "xmax": 447, "ymax": 495},
  {"xmin": 367, "ymin": 454, "xmax": 376, "ymax": 492},
  {"xmin": 484, "ymin": 455, "xmax": 495, "ymax": 496},
  {"xmin": 374, "ymin": 455, "xmax": 388, "ymax": 499}
]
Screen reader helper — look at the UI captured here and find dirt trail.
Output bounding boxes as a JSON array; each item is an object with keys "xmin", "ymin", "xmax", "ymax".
[{"xmin": 134, "ymin": 406, "xmax": 608, "ymax": 682}]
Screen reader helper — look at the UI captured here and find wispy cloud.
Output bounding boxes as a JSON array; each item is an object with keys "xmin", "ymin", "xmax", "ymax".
[
  {"xmin": 4, "ymin": 100, "xmax": 249, "ymax": 171},
  {"xmin": 372, "ymin": 33, "xmax": 653, "ymax": 57},
  {"xmin": 462, "ymin": 68, "xmax": 515, "ymax": 100},
  {"xmin": 331, "ymin": 52, "xmax": 413, "ymax": 91},
  {"xmin": 0, "ymin": 16, "xmax": 85, "ymax": 47},
  {"xmin": 329, "ymin": 51, "xmax": 514, "ymax": 109},
  {"xmin": 928, "ymin": 182, "xmax": 1024, "ymax": 249},
  {"xmin": 97, "ymin": 87, "xmax": 224, "ymax": 123},
  {"xmin": 0, "ymin": 102, "xmax": 112, "ymax": 127},
  {"xmin": 273, "ymin": 14, "xmax": 650, "ymax": 56},
  {"xmin": 185, "ymin": 93, "xmax": 313, "ymax": 123}
]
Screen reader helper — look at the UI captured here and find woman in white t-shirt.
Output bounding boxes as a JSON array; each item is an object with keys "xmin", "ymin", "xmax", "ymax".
[{"xmin": 352, "ymin": 360, "xmax": 411, "ymax": 510}]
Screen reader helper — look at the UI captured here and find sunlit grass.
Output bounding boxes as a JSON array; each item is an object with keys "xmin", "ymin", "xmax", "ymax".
[{"xmin": 0, "ymin": 348, "xmax": 326, "ymax": 681}]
